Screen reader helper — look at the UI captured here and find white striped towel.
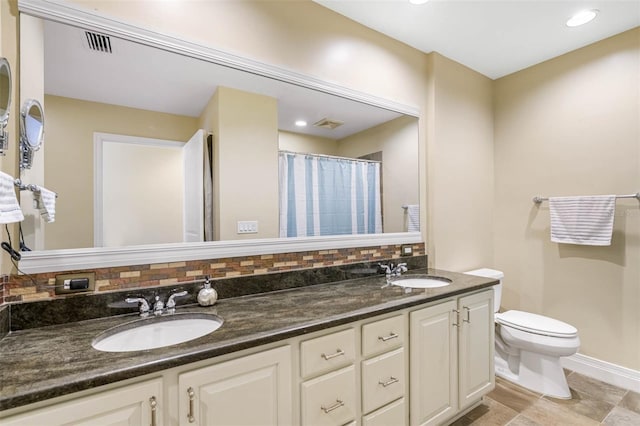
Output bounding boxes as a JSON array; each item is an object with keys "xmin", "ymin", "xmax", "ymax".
[
  {"xmin": 0, "ymin": 171, "xmax": 24, "ymax": 224},
  {"xmin": 36, "ymin": 186, "xmax": 56, "ymax": 223},
  {"xmin": 549, "ymin": 195, "xmax": 616, "ymax": 246},
  {"xmin": 406, "ymin": 204, "xmax": 420, "ymax": 232}
]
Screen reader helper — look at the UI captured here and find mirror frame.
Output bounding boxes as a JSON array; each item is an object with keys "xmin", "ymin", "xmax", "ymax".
[
  {"xmin": 0, "ymin": 56, "xmax": 12, "ymax": 155},
  {"xmin": 16, "ymin": 0, "xmax": 423, "ymax": 274}
]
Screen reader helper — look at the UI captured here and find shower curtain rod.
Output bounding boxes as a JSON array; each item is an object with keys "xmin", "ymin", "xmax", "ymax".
[
  {"xmin": 279, "ymin": 150, "xmax": 381, "ymax": 164},
  {"xmin": 532, "ymin": 192, "xmax": 640, "ymax": 204}
]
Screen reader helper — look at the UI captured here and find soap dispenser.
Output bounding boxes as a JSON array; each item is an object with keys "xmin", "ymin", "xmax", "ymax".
[{"xmin": 197, "ymin": 276, "xmax": 218, "ymax": 306}]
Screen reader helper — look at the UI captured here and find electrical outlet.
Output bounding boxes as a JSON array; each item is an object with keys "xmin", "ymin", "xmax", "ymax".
[
  {"xmin": 401, "ymin": 244, "xmax": 413, "ymax": 256},
  {"xmin": 55, "ymin": 272, "xmax": 95, "ymax": 295},
  {"xmin": 237, "ymin": 220, "xmax": 258, "ymax": 234}
]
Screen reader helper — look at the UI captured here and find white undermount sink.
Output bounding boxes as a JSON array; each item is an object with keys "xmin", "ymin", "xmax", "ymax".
[
  {"xmin": 389, "ymin": 274, "xmax": 452, "ymax": 289},
  {"xmin": 92, "ymin": 313, "xmax": 223, "ymax": 352}
]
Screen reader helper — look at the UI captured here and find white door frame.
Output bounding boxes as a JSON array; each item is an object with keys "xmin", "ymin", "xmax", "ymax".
[{"xmin": 93, "ymin": 132, "xmax": 184, "ymax": 247}]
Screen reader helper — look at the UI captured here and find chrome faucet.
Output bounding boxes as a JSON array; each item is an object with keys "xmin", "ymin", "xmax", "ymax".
[
  {"xmin": 378, "ymin": 262, "xmax": 408, "ymax": 277},
  {"xmin": 125, "ymin": 296, "xmax": 150, "ymax": 317},
  {"xmin": 379, "ymin": 262, "xmax": 408, "ymax": 288},
  {"xmin": 153, "ymin": 295, "xmax": 165, "ymax": 316},
  {"xmin": 126, "ymin": 289, "xmax": 189, "ymax": 317},
  {"xmin": 166, "ymin": 290, "xmax": 188, "ymax": 313}
]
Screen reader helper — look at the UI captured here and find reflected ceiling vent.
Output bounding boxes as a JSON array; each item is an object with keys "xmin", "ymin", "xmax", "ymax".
[
  {"xmin": 84, "ymin": 31, "xmax": 112, "ymax": 53},
  {"xmin": 313, "ymin": 118, "xmax": 344, "ymax": 130}
]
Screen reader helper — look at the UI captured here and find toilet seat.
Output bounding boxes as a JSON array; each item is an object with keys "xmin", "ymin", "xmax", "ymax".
[{"xmin": 495, "ymin": 310, "xmax": 578, "ymax": 338}]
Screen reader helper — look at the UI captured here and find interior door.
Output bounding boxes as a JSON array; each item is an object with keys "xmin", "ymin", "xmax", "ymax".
[{"xmin": 182, "ymin": 129, "xmax": 205, "ymax": 242}]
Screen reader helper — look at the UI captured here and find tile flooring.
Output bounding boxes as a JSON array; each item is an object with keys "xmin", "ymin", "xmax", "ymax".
[{"xmin": 450, "ymin": 371, "xmax": 640, "ymax": 425}]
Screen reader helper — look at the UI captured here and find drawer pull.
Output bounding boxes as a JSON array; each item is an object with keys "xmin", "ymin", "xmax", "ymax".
[
  {"xmin": 150, "ymin": 396, "xmax": 158, "ymax": 426},
  {"xmin": 463, "ymin": 306, "xmax": 471, "ymax": 323},
  {"xmin": 321, "ymin": 349, "xmax": 345, "ymax": 360},
  {"xmin": 378, "ymin": 376, "xmax": 400, "ymax": 387},
  {"xmin": 378, "ymin": 332, "xmax": 399, "ymax": 342},
  {"xmin": 187, "ymin": 387, "xmax": 196, "ymax": 423},
  {"xmin": 321, "ymin": 399, "xmax": 345, "ymax": 413}
]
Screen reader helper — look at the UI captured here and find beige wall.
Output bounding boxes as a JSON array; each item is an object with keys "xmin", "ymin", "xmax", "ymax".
[
  {"xmin": 18, "ymin": 13, "xmax": 45, "ymax": 250},
  {"xmin": 0, "ymin": 0, "xmax": 19, "ymax": 275},
  {"xmin": 426, "ymin": 53, "xmax": 495, "ymax": 272},
  {"xmin": 44, "ymin": 95, "xmax": 198, "ymax": 249},
  {"xmin": 210, "ymin": 86, "xmax": 279, "ymax": 241},
  {"xmin": 494, "ymin": 28, "xmax": 640, "ymax": 370},
  {"xmin": 338, "ymin": 116, "xmax": 420, "ymax": 234},
  {"xmin": 278, "ymin": 131, "xmax": 338, "ymax": 156}
]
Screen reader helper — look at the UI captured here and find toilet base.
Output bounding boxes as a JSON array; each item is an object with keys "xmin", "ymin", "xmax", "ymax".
[{"xmin": 495, "ymin": 350, "xmax": 572, "ymax": 399}]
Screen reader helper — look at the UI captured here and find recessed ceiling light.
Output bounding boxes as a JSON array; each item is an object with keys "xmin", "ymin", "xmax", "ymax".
[
  {"xmin": 409, "ymin": 0, "xmax": 429, "ymax": 4},
  {"xmin": 566, "ymin": 9, "xmax": 598, "ymax": 27},
  {"xmin": 295, "ymin": 120, "xmax": 307, "ymax": 127}
]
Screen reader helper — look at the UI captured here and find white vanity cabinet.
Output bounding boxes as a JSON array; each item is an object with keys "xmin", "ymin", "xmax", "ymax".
[
  {"xmin": 409, "ymin": 289, "xmax": 494, "ymax": 426},
  {"xmin": 299, "ymin": 328, "xmax": 357, "ymax": 426},
  {"xmin": 0, "ymin": 378, "xmax": 163, "ymax": 426},
  {"xmin": 360, "ymin": 314, "xmax": 407, "ymax": 425},
  {"xmin": 177, "ymin": 345, "xmax": 292, "ymax": 426},
  {"xmin": 1, "ymin": 288, "xmax": 496, "ymax": 426}
]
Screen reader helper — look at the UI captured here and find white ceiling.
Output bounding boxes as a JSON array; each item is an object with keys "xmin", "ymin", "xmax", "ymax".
[
  {"xmin": 314, "ymin": 0, "xmax": 640, "ymax": 79},
  {"xmin": 43, "ymin": 20, "xmax": 403, "ymax": 140}
]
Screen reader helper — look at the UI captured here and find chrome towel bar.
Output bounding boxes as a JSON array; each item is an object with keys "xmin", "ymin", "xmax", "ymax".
[{"xmin": 533, "ymin": 192, "xmax": 640, "ymax": 204}]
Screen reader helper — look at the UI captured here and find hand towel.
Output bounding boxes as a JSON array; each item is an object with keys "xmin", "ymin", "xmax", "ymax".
[
  {"xmin": 36, "ymin": 186, "xmax": 56, "ymax": 223},
  {"xmin": 549, "ymin": 195, "xmax": 615, "ymax": 246},
  {"xmin": 0, "ymin": 172, "xmax": 24, "ymax": 224},
  {"xmin": 406, "ymin": 204, "xmax": 420, "ymax": 232}
]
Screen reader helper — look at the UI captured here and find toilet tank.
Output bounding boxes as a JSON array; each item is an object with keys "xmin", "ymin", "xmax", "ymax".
[{"xmin": 464, "ymin": 268, "xmax": 504, "ymax": 313}]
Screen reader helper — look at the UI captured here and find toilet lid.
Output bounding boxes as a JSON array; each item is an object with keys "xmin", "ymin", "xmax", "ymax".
[{"xmin": 495, "ymin": 310, "xmax": 578, "ymax": 338}]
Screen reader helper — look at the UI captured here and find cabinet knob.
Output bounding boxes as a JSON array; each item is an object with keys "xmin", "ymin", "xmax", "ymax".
[
  {"xmin": 149, "ymin": 396, "xmax": 157, "ymax": 426},
  {"xmin": 463, "ymin": 306, "xmax": 471, "ymax": 323},
  {"xmin": 452, "ymin": 309, "xmax": 460, "ymax": 327},
  {"xmin": 321, "ymin": 399, "xmax": 344, "ymax": 414},
  {"xmin": 378, "ymin": 376, "xmax": 400, "ymax": 387},
  {"xmin": 187, "ymin": 387, "xmax": 196, "ymax": 423},
  {"xmin": 321, "ymin": 348, "xmax": 345, "ymax": 360},
  {"xmin": 378, "ymin": 332, "xmax": 399, "ymax": 342}
]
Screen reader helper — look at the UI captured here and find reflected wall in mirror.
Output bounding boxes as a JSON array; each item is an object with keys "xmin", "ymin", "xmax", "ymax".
[
  {"xmin": 0, "ymin": 57, "xmax": 12, "ymax": 154},
  {"xmin": 22, "ymin": 18, "xmax": 419, "ymax": 252}
]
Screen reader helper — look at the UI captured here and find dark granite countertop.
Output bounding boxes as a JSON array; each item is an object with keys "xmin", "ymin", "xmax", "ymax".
[{"xmin": 0, "ymin": 268, "xmax": 496, "ymax": 411}]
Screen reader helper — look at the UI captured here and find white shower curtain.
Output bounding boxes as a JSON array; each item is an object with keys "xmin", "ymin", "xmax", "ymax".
[{"xmin": 279, "ymin": 151, "xmax": 382, "ymax": 237}]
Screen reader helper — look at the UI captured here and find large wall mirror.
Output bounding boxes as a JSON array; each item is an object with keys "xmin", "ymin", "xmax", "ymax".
[{"xmin": 17, "ymin": 0, "xmax": 421, "ymax": 273}]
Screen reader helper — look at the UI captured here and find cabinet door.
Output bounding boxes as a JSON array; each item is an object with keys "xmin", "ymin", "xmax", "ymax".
[
  {"xmin": 178, "ymin": 346, "xmax": 292, "ymax": 426},
  {"xmin": 409, "ymin": 300, "xmax": 458, "ymax": 426},
  {"xmin": 1, "ymin": 378, "xmax": 162, "ymax": 426},
  {"xmin": 458, "ymin": 290, "xmax": 495, "ymax": 410}
]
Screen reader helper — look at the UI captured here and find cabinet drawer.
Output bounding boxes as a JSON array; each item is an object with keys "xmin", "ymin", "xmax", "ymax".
[
  {"xmin": 362, "ymin": 348, "xmax": 405, "ymax": 414},
  {"xmin": 362, "ymin": 315, "xmax": 404, "ymax": 357},
  {"xmin": 301, "ymin": 328, "xmax": 355, "ymax": 378},
  {"xmin": 363, "ymin": 398, "xmax": 406, "ymax": 426},
  {"xmin": 301, "ymin": 365, "xmax": 357, "ymax": 426}
]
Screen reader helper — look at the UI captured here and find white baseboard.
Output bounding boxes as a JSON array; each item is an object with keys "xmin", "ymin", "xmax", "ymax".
[{"xmin": 561, "ymin": 353, "xmax": 640, "ymax": 393}]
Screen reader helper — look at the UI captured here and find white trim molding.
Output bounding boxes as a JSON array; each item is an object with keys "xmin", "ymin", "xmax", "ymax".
[
  {"xmin": 18, "ymin": 232, "xmax": 424, "ymax": 274},
  {"xmin": 18, "ymin": 0, "xmax": 420, "ymax": 117},
  {"xmin": 561, "ymin": 353, "xmax": 640, "ymax": 393}
]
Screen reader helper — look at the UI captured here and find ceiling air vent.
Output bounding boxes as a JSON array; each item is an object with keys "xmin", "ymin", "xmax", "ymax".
[
  {"xmin": 84, "ymin": 31, "xmax": 112, "ymax": 53},
  {"xmin": 313, "ymin": 118, "xmax": 344, "ymax": 130}
]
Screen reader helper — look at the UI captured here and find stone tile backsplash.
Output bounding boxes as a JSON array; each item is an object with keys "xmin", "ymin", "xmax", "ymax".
[{"xmin": 3, "ymin": 243, "xmax": 425, "ymax": 305}]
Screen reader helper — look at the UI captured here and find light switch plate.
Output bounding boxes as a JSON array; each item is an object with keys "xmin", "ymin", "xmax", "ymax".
[{"xmin": 237, "ymin": 220, "xmax": 258, "ymax": 234}]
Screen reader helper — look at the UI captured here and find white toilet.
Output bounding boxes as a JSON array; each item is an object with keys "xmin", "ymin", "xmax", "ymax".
[{"xmin": 465, "ymin": 268, "xmax": 580, "ymax": 399}]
